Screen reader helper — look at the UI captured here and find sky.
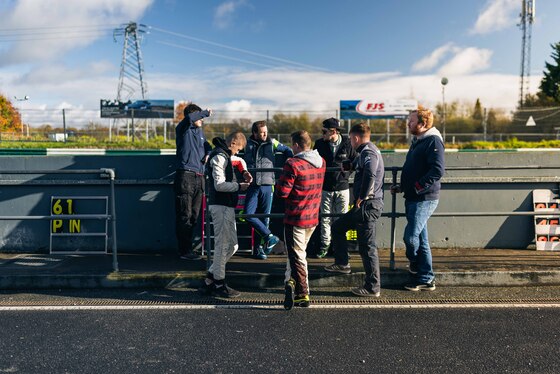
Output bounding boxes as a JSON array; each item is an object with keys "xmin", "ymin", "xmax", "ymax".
[{"xmin": 0, "ymin": 0, "xmax": 559, "ymax": 127}]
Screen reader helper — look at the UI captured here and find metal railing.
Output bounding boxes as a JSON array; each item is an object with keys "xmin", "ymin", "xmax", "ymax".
[
  {"xmin": 0, "ymin": 169, "xmax": 119, "ymax": 272},
  {"xmin": 203, "ymin": 164, "xmax": 560, "ymax": 271}
]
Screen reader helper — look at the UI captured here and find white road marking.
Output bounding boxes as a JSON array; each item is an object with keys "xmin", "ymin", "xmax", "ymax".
[{"xmin": 0, "ymin": 303, "xmax": 560, "ymax": 311}]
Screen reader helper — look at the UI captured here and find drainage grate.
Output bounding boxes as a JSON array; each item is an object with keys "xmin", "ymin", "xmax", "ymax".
[{"xmin": 2, "ymin": 296, "xmax": 560, "ymax": 307}]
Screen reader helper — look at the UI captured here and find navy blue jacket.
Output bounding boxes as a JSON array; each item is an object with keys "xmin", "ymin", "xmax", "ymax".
[
  {"xmin": 353, "ymin": 142, "xmax": 385, "ymax": 202},
  {"xmin": 401, "ymin": 129, "xmax": 445, "ymax": 201},
  {"xmin": 175, "ymin": 110, "xmax": 212, "ymax": 173},
  {"xmin": 314, "ymin": 136, "xmax": 356, "ymax": 191}
]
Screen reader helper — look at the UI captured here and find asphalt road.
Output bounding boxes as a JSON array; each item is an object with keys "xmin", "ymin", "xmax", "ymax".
[{"xmin": 0, "ymin": 298, "xmax": 559, "ymax": 373}]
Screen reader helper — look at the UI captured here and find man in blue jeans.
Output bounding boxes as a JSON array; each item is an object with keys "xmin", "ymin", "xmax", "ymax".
[
  {"xmin": 392, "ymin": 105, "xmax": 445, "ymax": 291},
  {"xmin": 243, "ymin": 120, "xmax": 293, "ymax": 259}
]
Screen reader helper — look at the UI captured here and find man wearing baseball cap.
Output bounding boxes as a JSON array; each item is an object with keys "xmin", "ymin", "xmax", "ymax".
[{"xmin": 313, "ymin": 117, "xmax": 356, "ymax": 258}]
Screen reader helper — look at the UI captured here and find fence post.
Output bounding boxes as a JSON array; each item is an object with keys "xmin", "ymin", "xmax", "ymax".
[
  {"xmin": 62, "ymin": 109, "xmax": 67, "ymax": 143},
  {"xmin": 389, "ymin": 167, "xmax": 398, "ymax": 271}
]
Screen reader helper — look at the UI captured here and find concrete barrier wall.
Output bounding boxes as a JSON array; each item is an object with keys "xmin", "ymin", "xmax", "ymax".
[{"xmin": 0, "ymin": 150, "xmax": 558, "ymax": 253}]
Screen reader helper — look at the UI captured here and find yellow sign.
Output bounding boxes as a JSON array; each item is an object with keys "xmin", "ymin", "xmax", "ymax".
[{"xmin": 51, "ymin": 199, "xmax": 81, "ymax": 233}]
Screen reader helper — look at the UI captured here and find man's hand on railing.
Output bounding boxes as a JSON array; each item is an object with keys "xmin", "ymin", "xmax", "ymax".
[{"xmin": 390, "ymin": 184, "xmax": 402, "ymax": 194}]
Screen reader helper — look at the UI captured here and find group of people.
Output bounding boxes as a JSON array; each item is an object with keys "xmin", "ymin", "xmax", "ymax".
[{"xmin": 173, "ymin": 103, "xmax": 445, "ymax": 309}]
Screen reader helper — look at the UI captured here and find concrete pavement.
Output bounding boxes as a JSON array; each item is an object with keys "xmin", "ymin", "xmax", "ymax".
[{"xmin": 1, "ymin": 248, "xmax": 560, "ymax": 290}]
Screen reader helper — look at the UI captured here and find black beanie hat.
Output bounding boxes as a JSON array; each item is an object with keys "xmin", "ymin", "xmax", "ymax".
[{"xmin": 322, "ymin": 117, "xmax": 341, "ymax": 129}]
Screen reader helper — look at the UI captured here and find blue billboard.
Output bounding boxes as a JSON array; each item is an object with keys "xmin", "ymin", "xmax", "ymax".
[{"xmin": 100, "ymin": 99, "xmax": 174, "ymax": 119}]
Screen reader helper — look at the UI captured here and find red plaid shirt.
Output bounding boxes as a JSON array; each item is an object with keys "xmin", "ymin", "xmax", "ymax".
[{"xmin": 275, "ymin": 156, "xmax": 326, "ymax": 228}]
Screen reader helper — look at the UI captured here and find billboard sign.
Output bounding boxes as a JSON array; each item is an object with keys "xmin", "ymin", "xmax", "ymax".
[
  {"xmin": 100, "ymin": 99, "xmax": 174, "ymax": 119},
  {"xmin": 340, "ymin": 99, "xmax": 417, "ymax": 120}
]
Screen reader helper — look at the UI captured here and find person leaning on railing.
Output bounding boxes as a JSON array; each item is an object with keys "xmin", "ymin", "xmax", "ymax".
[{"xmin": 242, "ymin": 120, "xmax": 293, "ymax": 260}]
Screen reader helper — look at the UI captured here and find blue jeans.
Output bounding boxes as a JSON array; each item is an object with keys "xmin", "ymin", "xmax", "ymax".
[
  {"xmin": 404, "ymin": 199, "xmax": 439, "ymax": 284},
  {"xmin": 244, "ymin": 185, "xmax": 273, "ymax": 241}
]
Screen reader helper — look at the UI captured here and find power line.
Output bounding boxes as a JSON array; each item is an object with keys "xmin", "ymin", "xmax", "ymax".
[
  {"xmin": 157, "ymin": 40, "xmax": 281, "ymax": 69},
  {"xmin": 0, "ymin": 24, "xmax": 118, "ymax": 33},
  {"xmin": 150, "ymin": 25, "xmax": 330, "ymax": 72}
]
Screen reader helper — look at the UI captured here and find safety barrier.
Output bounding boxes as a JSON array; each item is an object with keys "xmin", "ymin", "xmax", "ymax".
[
  {"xmin": 203, "ymin": 165, "xmax": 560, "ymax": 270},
  {"xmin": 0, "ymin": 169, "xmax": 119, "ymax": 272}
]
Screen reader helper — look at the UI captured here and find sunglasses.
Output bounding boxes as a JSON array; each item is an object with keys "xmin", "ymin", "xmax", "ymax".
[{"xmin": 322, "ymin": 128, "xmax": 334, "ymax": 134}]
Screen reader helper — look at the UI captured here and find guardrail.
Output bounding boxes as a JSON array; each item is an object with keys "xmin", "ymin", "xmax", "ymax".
[
  {"xmin": 203, "ymin": 165, "xmax": 560, "ymax": 271},
  {"xmin": 0, "ymin": 169, "xmax": 119, "ymax": 272}
]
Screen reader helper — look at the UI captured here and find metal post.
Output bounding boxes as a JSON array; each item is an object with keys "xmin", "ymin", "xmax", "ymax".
[
  {"xmin": 266, "ymin": 110, "xmax": 269, "ymax": 123},
  {"xmin": 104, "ymin": 169, "xmax": 119, "ymax": 272},
  {"xmin": 389, "ymin": 168, "xmax": 398, "ymax": 270},
  {"xmin": 386, "ymin": 119, "xmax": 390, "ymax": 144},
  {"xmin": 441, "ymin": 77, "xmax": 448, "ymax": 143},
  {"xmin": 483, "ymin": 108, "xmax": 488, "ymax": 142},
  {"xmin": 164, "ymin": 120, "xmax": 167, "ymax": 143},
  {"xmin": 145, "ymin": 119, "xmax": 149, "ymax": 142},
  {"xmin": 131, "ymin": 110, "xmax": 135, "ymax": 142},
  {"xmin": 205, "ymin": 175, "xmax": 212, "ymax": 270},
  {"xmin": 62, "ymin": 109, "xmax": 67, "ymax": 143}
]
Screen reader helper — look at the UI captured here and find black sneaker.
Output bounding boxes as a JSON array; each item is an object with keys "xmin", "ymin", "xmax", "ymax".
[
  {"xmin": 294, "ymin": 294, "xmax": 310, "ymax": 308},
  {"xmin": 404, "ymin": 280, "xmax": 436, "ymax": 292},
  {"xmin": 198, "ymin": 280, "xmax": 215, "ymax": 296},
  {"xmin": 214, "ymin": 283, "xmax": 241, "ymax": 298},
  {"xmin": 180, "ymin": 252, "xmax": 201, "ymax": 261},
  {"xmin": 284, "ymin": 279, "xmax": 295, "ymax": 310}
]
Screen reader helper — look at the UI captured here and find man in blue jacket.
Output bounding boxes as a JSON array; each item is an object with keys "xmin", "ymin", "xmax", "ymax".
[
  {"xmin": 174, "ymin": 103, "xmax": 212, "ymax": 260},
  {"xmin": 391, "ymin": 106, "xmax": 445, "ymax": 291},
  {"xmin": 243, "ymin": 120, "xmax": 293, "ymax": 259}
]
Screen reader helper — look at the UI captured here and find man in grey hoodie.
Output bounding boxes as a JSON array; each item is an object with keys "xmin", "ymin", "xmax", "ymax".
[{"xmin": 276, "ymin": 131, "xmax": 326, "ymax": 310}]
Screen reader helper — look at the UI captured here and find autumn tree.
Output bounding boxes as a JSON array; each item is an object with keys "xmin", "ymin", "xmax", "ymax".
[
  {"xmin": 174, "ymin": 101, "xmax": 190, "ymax": 124},
  {"xmin": 0, "ymin": 94, "xmax": 22, "ymax": 132}
]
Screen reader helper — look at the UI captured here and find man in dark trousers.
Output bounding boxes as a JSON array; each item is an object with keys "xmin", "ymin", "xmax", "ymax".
[
  {"xmin": 174, "ymin": 103, "xmax": 212, "ymax": 260},
  {"xmin": 313, "ymin": 117, "xmax": 356, "ymax": 258},
  {"xmin": 324, "ymin": 123, "xmax": 385, "ymax": 297},
  {"xmin": 391, "ymin": 105, "xmax": 445, "ymax": 291}
]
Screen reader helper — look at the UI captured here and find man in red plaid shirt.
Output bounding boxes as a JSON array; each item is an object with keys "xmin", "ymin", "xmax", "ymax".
[{"xmin": 275, "ymin": 130, "xmax": 326, "ymax": 310}]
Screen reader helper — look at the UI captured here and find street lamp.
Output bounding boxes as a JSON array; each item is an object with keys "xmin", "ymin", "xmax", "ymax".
[
  {"xmin": 14, "ymin": 95, "xmax": 29, "ymax": 137},
  {"xmin": 440, "ymin": 78, "xmax": 448, "ymax": 142}
]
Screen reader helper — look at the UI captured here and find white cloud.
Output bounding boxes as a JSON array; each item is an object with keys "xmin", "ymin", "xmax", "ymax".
[
  {"xmin": 2, "ymin": 64, "xmax": 538, "ymax": 128},
  {"xmin": 0, "ymin": 0, "xmax": 153, "ymax": 67},
  {"xmin": 438, "ymin": 47, "xmax": 493, "ymax": 76},
  {"xmin": 214, "ymin": 0, "xmax": 247, "ymax": 30},
  {"xmin": 225, "ymin": 99, "xmax": 252, "ymax": 112},
  {"xmin": 471, "ymin": 0, "xmax": 519, "ymax": 35},
  {"xmin": 412, "ymin": 43, "xmax": 456, "ymax": 72}
]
